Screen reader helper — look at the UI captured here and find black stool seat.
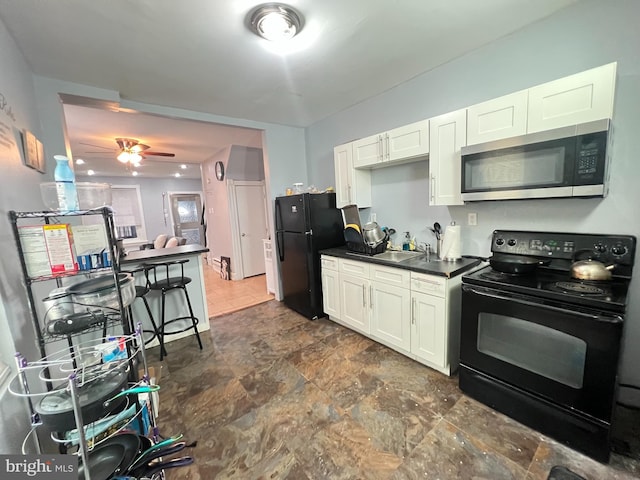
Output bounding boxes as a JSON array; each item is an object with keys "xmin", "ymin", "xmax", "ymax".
[{"xmin": 144, "ymin": 259, "xmax": 203, "ymax": 360}]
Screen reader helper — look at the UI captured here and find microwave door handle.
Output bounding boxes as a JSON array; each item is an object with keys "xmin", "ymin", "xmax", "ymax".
[{"xmin": 466, "ymin": 286, "xmax": 623, "ymax": 323}]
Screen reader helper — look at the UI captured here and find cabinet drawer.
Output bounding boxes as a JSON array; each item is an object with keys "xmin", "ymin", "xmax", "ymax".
[
  {"xmin": 411, "ymin": 272, "xmax": 446, "ymax": 297},
  {"xmin": 339, "ymin": 258, "xmax": 370, "ymax": 277},
  {"xmin": 371, "ymin": 264, "xmax": 410, "ymax": 287},
  {"xmin": 321, "ymin": 255, "xmax": 339, "ymax": 271}
]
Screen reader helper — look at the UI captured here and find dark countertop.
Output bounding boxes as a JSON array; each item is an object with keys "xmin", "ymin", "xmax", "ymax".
[
  {"xmin": 121, "ymin": 244, "xmax": 209, "ymax": 265},
  {"xmin": 320, "ymin": 246, "xmax": 482, "ymax": 278}
]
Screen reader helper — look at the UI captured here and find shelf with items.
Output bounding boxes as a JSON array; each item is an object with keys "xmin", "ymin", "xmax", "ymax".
[
  {"xmin": 8, "ymin": 327, "xmax": 163, "ymax": 479},
  {"xmin": 9, "ymin": 207, "xmax": 130, "ymax": 368}
]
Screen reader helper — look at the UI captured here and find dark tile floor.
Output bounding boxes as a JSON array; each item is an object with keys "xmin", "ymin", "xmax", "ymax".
[{"xmin": 148, "ymin": 300, "xmax": 640, "ymax": 479}]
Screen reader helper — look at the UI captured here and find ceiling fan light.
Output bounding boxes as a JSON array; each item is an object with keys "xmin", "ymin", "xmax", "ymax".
[
  {"xmin": 130, "ymin": 153, "xmax": 142, "ymax": 163},
  {"xmin": 117, "ymin": 151, "xmax": 131, "ymax": 163},
  {"xmin": 248, "ymin": 3, "xmax": 304, "ymax": 41}
]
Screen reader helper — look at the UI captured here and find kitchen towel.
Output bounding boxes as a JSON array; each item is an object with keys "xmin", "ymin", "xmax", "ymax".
[{"xmin": 442, "ymin": 223, "xmax": 461, "ymax": 261}]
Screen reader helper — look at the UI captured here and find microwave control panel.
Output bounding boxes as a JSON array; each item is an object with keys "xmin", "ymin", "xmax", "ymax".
[{"xmin": 492, "ymin": 230, "xmax": 636, "ymax": 266}]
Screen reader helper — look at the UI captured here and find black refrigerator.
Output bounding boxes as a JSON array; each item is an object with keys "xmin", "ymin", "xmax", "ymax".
[{"xmin": 275, "ymin": 192, "xmax": 345, "ymax": 319}]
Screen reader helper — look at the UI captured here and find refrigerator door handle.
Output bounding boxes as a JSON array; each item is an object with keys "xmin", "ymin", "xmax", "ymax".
[
  {"xmin": 276, "ymin": 231, "xmax": 284, "ymax": 262},
  {"xmin": 275, "ymin": 198, "xmax": 283, "ymax": 232}
]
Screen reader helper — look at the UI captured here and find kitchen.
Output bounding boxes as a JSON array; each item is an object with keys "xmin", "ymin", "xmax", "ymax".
[{"xmin": 1, "ymin": 1, "xmax": 640, "ymax": 479}]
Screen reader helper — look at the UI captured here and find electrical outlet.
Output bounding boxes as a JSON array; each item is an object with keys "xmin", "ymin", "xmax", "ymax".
[
  {"xmin": 370, "ymin": 213, "xmax": 377, "ymax": 222},
  {"xmin": 467, "ymin": 212, "xmax": 478, "ymax": 226}
]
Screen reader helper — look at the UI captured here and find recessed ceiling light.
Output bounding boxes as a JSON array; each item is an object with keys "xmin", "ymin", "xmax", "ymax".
[
  {"xmin": 180, "ymin": 164, "xmax": 187, "ymax": 170},
  {"xmin": 76, "ymin": 158, "xmax": 85, "ymax": 165},
  {"xmin": 132, "ymin": 171, "xmax": 139, "ymax": 176},
  {"xmin": 174, "ymin": 173, "xmax": 181, "ymax": 178},
  {"xmin": 247, "ymin": 3, "xmax": 304, "ymax": 42},
  {"xmin": 87, "ymin": 169, "xmax": 95, "ymax": 176}
]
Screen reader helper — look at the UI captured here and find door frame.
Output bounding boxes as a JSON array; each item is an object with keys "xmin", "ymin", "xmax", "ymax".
[
  {"xmin": 167, "ymin": 190, "xmax": 204, "ymax": 241},
  {"xmin": 228, "ymin": 180, "xmax": 268, "ymax": 281}
]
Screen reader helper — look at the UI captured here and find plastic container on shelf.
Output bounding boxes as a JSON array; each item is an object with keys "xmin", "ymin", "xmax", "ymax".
[
  {"xmin": 40, "ymin": 182, "xmax": 112, "ymax": 211},
  {"xmin": 54, "ymin": 155, "xmax": 79, "ymax": 212},
  {"xmin": 68, "ymin": 273, "xmax": 136, "ymax": 310}
]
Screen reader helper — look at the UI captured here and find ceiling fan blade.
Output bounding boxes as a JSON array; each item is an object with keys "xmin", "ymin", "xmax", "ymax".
[
  {"xmin": 79, "ymin": 142, "xmax": 114, "ymax": 150},
  {"xmin": 143, "ymin": 151, "xmax": 176, "ymax": 157}
]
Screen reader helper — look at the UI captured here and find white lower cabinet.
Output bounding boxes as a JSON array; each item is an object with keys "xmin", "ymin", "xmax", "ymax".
[
  {"xmin": 411, "ymin": 291, "xmax": 446, "ymax": 368},
  {"xmin": 370, "ymin": 279, "xmax": 411, "ymax": 354},
  {"xmin": 340, "ymin": 274, "xmax": 370, "ymax": 335},
  {"xmin": 321, "ymin": 255, "xmax": 461, "ymax": 376}
]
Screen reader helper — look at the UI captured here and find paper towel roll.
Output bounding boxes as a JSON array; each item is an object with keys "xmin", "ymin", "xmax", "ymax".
[{"xmin": 442, "ymin": 224, "xmax": 461, "ymax": 261}]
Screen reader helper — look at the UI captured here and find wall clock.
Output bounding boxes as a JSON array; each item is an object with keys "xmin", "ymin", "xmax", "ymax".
[{"xmin": 215, "ymin": 161, "xmax": 225, "ymax": 181}]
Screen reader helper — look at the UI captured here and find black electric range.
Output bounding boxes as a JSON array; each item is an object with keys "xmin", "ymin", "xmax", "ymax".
[{"xmin": 459, "ymin": 230, "xmax": 636, "ymax": 463}]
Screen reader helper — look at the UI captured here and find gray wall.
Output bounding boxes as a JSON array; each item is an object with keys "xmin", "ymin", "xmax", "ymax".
[
  {"xmin": 305, "ymin": 0, "xmax": 640, "ymax": 403},
  {"xmin": 77, "ymin": 175, "xmax": 203, "ymax": 242},
  {"xmin": 0, "ymin": 15, "xmax": 49, "ymax": 454}
]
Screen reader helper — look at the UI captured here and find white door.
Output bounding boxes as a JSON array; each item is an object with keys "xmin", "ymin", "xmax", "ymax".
[
  {"xmin": 353, "ymin": 134, "xmax": 382, "ymax": 168},
  {"xmin": 466, "ymin": 90, "xmax": 529, "ymax": 145},
  {"xmin": 321, "ymin": 267, "xmax": 341, "ymax": 319},
  {"xmin": 168, "ymin": 192, "xmax": 204, "ymax": 245},
  {"xmin": 234, "ymin": 182, "xmax": 268, "ymax": 278}
]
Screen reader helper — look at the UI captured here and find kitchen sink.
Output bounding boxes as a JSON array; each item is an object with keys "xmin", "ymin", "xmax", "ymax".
[{"xmin": 373, "ymin": 250, "xmax": 425, "ymax": 263}]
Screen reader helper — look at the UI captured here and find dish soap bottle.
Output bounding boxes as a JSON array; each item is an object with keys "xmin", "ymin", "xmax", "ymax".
[
  {"xmin": 402, "ymin": 232, "xmax": 411, "ymax": 251},
  {"xmin": 54, "ymin": 155, "xmax": 79, "ymax": 212}
]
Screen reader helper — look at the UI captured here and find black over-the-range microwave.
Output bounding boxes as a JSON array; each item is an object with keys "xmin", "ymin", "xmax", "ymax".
[{"xmin": 460, "ymin": 119, "xmax": 610, "ymax": 202}]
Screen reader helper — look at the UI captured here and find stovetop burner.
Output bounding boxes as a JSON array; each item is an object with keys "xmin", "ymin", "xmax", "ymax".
[{"xmin": 552, "ymin": 281, "xmax": 605, "ymax": 295}]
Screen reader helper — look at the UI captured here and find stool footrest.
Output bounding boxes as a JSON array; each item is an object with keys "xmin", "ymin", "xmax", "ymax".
[{"xmin": 161, "ymin": 316, "xmax": 200, "ymax": 336}]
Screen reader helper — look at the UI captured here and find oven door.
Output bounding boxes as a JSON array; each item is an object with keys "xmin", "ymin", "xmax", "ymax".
[{"xmin": 460, "ymin": 284, "xmax": 623, "ymax": 421}]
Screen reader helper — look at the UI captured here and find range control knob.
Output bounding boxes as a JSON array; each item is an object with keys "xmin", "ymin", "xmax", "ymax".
[
  {"xmin": 507, "ymin": 239, "xmax": 517, "ymax": 247},
  {"xmin": 611, "ymin": 244, "xmax": 627, "ymax": 256},
  {"xmin": 495, "ymin": 238, "xmax": 505, "ymax": 246},
  {"xmin": 594, "ymin": 243, "xmax": 607, "ymax": 253}
]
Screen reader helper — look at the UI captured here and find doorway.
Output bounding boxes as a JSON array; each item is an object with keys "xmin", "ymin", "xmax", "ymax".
[
  {"xmin": 168, "ymin": 191, "xmax": 205, "ymax": 245},
  {"xmin": 229, "ymin": 180, "xmax": 269, "ymax": 279}
]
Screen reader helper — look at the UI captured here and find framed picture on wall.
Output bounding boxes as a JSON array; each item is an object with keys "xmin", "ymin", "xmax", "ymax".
[{"xmin": 21, "ymin": 130, "xmax": 45, "ymax": 173}]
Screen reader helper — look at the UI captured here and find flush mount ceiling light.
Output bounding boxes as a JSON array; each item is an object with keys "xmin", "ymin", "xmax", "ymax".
[{"xmin": 248, "ymin": 3, "xmax": 304, "ymax": 41}]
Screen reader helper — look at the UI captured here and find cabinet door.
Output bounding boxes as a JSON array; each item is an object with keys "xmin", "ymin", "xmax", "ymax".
[
  {"xmin": 333, "ymin": 143, "xmax": 372, "ymax": 208},
  {"xmin": 334, "ymin": 143, "xmax": 354, "ymax": 208},
  {"xmin": 411, "ymin": 291, "xmax": 446, "ymax": 368},
  {"xmin": 321, "ymin": 267, "xmax": 341, "ymax": 319},
  {"xmin": 353, "ymin": 134, "xmax": 382, "ymax": 168},
  {"xmin": 387, "ymin": 119, "xmax": 429, "ymax": 162},
  {"xmin": 429, "ymin": 109, "xmax": 466, "ymax": 206},
  {"xmin": 370, "ymin": 281, "xmax": 411, "ymax": 354},
  {"xmin": 466, "ymin": 90, "xmax": 528, "ymax": 145},
  {"xmin": 340, "ymin": 274, "xmax": 370, "ymax": 335},
  {"xmin": 527, "ymin": 62, "xmax": 616, "ymax": 133}
]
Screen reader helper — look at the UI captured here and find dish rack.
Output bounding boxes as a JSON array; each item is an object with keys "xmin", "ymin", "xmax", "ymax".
[{"xmin": 346, "ymin": 234, "xmax": 388, "ymax": 255}]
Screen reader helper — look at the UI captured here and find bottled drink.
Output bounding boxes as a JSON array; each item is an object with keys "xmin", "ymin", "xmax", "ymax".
[{"xmin": 53, "ymin": 155, "xmax": 79, "ymax": 212}]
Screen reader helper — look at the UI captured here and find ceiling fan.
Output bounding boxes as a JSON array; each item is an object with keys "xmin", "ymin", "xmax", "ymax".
[
  {"xmin": 114, "ymin": 138, "xmax": 175, "ymax": 165},
  {"xmin": 80, "ymin": 138, "xmax": 175, "ymax": 165}
]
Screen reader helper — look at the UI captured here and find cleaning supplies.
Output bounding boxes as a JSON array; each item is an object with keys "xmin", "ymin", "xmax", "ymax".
[{"xmin": 402, "ymin": 232, "xmax": 411, "ymax": 251}]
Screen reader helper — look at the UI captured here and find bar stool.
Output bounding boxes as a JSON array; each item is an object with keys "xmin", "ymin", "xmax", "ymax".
[
  {"xmin": 122, "ymin": 266, "xmax": 167, "ymax": 358},
  {"xmin": 144, "ymin": 259, "xmax": 203, "ymax": 360}
]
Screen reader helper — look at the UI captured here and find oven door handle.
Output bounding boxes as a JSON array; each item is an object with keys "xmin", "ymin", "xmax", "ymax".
[{"xmin": 464, "ymin": 285, "xmax": 624, "ymax": 323}]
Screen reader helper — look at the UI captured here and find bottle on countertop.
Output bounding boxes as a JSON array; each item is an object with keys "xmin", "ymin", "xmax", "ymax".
[
  {"xmin": 402, "ymin": 231, "xmax": 411, "ymax": 251},
  {"xmin": 54, "ymin": 155, "xmax": 79, "ymax": 212}
]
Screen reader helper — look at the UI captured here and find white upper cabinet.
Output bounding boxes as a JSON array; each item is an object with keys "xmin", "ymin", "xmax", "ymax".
[
  {"xmin": 466, "ymin": 90, "xmax": 528, "ymax": 145},
  {"xmin": 333, "ymin": 142, "xmax": 371, "ymax": 208},
  {"xmin": 527, "ymin": 62, "xmax": 616, "ymax": 133},
  {"xmin": 387, "ymin": 119, "xmax": 429, "ymax": 162},
  {"xmin": 352, "ymin": 119, "xmax": 429, "ymax": 169},
  {"xmin": 429, "ymin": 109, "xmax": 466, "ymax": 206},
  {"xmin": 353, "ymin": 134, "xmax": 382, "ymax": 168}
]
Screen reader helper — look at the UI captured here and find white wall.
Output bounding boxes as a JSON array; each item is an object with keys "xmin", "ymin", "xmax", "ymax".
[{"xmin": 306, "ymin": 0, "xmax": 640, "ymax": 403}]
